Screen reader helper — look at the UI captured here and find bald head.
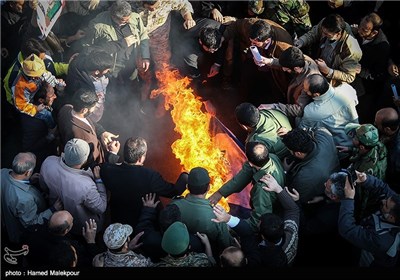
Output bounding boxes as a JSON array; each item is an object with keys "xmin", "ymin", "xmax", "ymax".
[
  {"xmin": 12, "ymin": 152, "xmax": 36, "ymax": 175},
  {"xmin": 304, "ymin": 74, "xmax": 329, "ymax": 97},
  {"xmin": 49, "ymin": 211, "xmax": 73, "ymax": 236},
  {"xmin": 375, "ymin": 107, "xmax": 399, "ymax": 136},
  {"xmin": 220, "ymin": 246, "xmax": 246, "ymax": 267}
]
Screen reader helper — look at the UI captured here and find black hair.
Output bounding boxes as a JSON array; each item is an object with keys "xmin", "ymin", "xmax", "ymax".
[
  {"xmin": 279, "ymin": 47, "xmax": 305, "ymax": 69},
  {"xmin": 159, "ymin": 204, "xmax": 181, "ymax": 232},
  {"xmin": 124, "ymin": 137, "xmax": 147, "ymax": 164},
  {"xmin": 199, "ymin": 27, "xmax": 222, "ymax": 50},
  {"xmin": 33, "ymin": 81, "xmax": 50, "ymax": 104},
  {"xmin": 188, "ymin": 183, "xmax": 209, "ymax": 195},
  {"xmin": 321, "ymin": 14, "xmax": 346, "ymax": 34},
  {"xmin": 245, "ymin": 141, "xmax": 270, "ymax": 167},
  {"xmin": 21, "ymin": 38, "xmax": 48, "ymax": 58},
  {"xmin": 84, "ymin": 51, "xmax": 114, "ymax": 72},
  {"xmin": 282, "ymin": 128, "xmax": 314, "ymax": 154},
  {"xmin": 260, "ymin": 213, "xmax": 284, "ymax": 243},
  {"xmin": 306, "ymin": 74, "xmax": 329, "ymax": 95},
  {"xmin": 235, "ymin": 102, "xmax": 260, "ymax": 128},
  {"xmin": 71, "ymin": 88, "xmax": 98, "ymax": 112},
  {"xmin": 327, "ymin": 172, "xmax": 348, "ymax": 199},
  {"xmin": 249, "ymin": 20, "xmax": 272, "ymax": 42}
]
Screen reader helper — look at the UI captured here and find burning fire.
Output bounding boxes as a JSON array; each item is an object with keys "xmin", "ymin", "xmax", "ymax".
[{"xmin": 152, "ymin": 67, "xmax": 230, "ymax": 210}]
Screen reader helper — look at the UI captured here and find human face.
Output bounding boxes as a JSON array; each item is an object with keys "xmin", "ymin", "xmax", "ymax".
[
  {"xmin": 93, "ymin": 68, "xmax": 111, "ymax": 79},
  {"xmin": 381, "ymin": 197, "xmax": 396, "ymax": 221},
  {"xmin": 324, "ymin": 180, "xmax": 335, "ymax": 200},
  {"xmin": 358, "ymin": 19, "xmax": 377, "ymax": 40},
  {"xmin": 321, "ymin": 27, "xmax": 341, "ymax": 42},
  {"xmin": 303, "ymin": 80, "xmax": 312, "ymax": 97},
  {"xmin": 200, "ymin": 40, "xmax": 220, "ymax": 53},
  {"xmin": 249, "ymin": 37, "xmax": 270, "ymax": 48},
  {"xmin": 10, "ymin": 0, "xmax": 24, "ymax": 13},
  {"xmin": 282, "ymin": 67, "xmax": 292, "ymax": 73},
  {"xmin": 84, "ymin": 105, "xmax": 96, "ymax": 118},
  {"xmin": 374, "ymin": 114, "xmax": 384, "ymax": 134},
  {"xmin": 112, "ymin": 15, "xmax": 131, "ymax": 26}
]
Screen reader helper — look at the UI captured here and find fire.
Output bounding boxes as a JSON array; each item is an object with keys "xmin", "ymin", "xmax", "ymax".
[{"xmin": 152, "ymin": 66, "xmax": 230, "ymax": 210}]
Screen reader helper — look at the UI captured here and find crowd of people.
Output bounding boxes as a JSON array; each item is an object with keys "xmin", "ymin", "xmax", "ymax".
[{"xmin": 1, "ymin": 0, "xmax": 400, "ymax": 270}]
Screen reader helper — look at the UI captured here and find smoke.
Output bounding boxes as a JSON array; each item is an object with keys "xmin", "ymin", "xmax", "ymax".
[{"xmin": 100, "ymin": 78, "xmax": 182, "ymax": 182}]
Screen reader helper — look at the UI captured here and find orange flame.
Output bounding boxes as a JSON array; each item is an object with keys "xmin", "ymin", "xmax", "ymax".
[{"xmin": 152, "ymin": 66, "xmax": 230, "ymax": 210}]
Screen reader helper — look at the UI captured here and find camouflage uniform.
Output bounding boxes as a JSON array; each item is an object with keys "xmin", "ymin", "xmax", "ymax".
[
  {"xmin": 345, "ymin": 124, "xmax": 388, "ymax": 180},
  {"xmin": 345, "ymin": 124, "xmax": 388, "ymax": 221},
  {"xmin": 264, "ymin": 0, "xmax": 312, "ymax": 38},
  {"xmin": 93, "ymin": 251, "xmax": 153, "ymax": 267},
  {"xmin": 152, "ymin": 252, "xmax": 215, "ymax": 267}
]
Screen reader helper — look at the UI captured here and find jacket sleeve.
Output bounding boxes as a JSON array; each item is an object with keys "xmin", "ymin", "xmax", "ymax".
[
  {"xmin": 246, "ymin": 182, "xmax": 275, "ymax": 231},
  {"xmin": 13, "ymin": 80, "xmax": 39, "ymax": 116},
  {"xmin": 199, "ymin": 1, "xmax": 221, "ymax": 18},
  {"xmin": 218, "ymin": 162, "xmax": 253, "ymax": 197},
  {"xmin": 150, "ymin": 172, "xmax": 184, "ymax": 197},
  {"xmin": 338, "ymin": 199, "xmax": 382, "ymax": 253},
  {"xmin": 137, "ymin": 16, "xmax": 150, "ymax": 59},
  {"xmin": 53, "ymin": 62, "xmax": 69, "ymax": 76},
  {"xmin": 134, "ymin": 206, "xmax": 158, "ymax": 235},
  {"xmin": 17, "ymin": 198, "xmax": 53, "ymax": 228},
  {"xmin": 359, "ymin": 175, "xmax": 397, "ymax": 199},
  {"xmin": 298, "ymin": 19, "xmax": 322, "ymax": 47},
  {"xmin": 83, "ymin": 182, "xmax": 107, "ymax": 214},
  {"xmin": 278, "ymin": 190, "xmax": 300, "ymax": 264},
  {"xmin": 273, "ymin": 92, "xmax": 311, "ymax": 117}
]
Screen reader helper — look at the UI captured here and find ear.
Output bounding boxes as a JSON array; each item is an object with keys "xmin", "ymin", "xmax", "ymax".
[
  {"xmin": 371, "ymin": 30, "xmax": 379, "ymax": 37},
  {"xmin": 294, "ymin": 151, "xmax": 303, "ymax": 158},
  {"xmin": 383, "ymin": 127, "xmax": 392, "ymax": 135}
]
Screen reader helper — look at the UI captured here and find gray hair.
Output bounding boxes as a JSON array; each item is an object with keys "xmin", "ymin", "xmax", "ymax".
[
  {"xmin": 329, "ymin": 172, "xmax": 347, "ymax": 199},
  {"xmin": 12, "ymin": 152, "xmax": 36, "ymax": 175},
  {"xmin": 110, "ymin": 0, "xmax": 131, "ymax": 19}
]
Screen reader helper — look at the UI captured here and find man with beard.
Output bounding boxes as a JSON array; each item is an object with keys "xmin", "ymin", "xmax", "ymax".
[
  {"xmin": 338, "ymin": 172, "xmax": 400, "ymax": 267},
  {"xmin": 57, "ymin": 88, "xmax": 120, "ymax": 165},
  {"xmin": 295, "ymin": 14, "xmax": 362, "ymax": 87},
  {"xmin": 62, "ymin": 50, "xmax": 114, "ymax": 123}
]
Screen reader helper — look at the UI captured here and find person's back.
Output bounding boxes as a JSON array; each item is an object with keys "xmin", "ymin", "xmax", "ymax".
[
  {"xmin": 1, "ymin": 152, "xmax": 56, "ymax": 244},
  {"xmin": 282, "ymin": 127, "xmax": 340, "ymax": 204},
  {"xmin": 101, "ymin": 137, "xmax": 187, "ymax": 229},
  {"xmin": 235, "ymin": 102, "xmax": 292, "ymax": 160},
  {"xmin": 299, "ymin": 74, "xmax": 359, "ymax": 147},
  {"xmin": 170, "ymin": 167, "xmax": 235, "ymax": 256},
  {"xmin": 40, "ymin": 139, "xmax": 107, "ymax": 235}
]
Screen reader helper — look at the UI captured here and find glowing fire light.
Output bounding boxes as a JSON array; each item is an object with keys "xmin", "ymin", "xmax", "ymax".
[{"xmin": 152, "ymin": 67, "xmax": 230, "ymax": 210}]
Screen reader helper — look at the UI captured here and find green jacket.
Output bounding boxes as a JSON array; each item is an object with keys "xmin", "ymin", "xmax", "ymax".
[
  {"xmin": 171, "ymin": 195, "xmax": 235, "ymax": 253},
  {"xmin": 85, "ymin": 11, "xmax": 150, "ymax": 74},
  {"xmin": 247, "ymin": 109, "xmax": 292, "ymax": 160},
  {"xmin": 350, "ymin": 142, "xmax": 388, "ymax": 180},
  {"xmin": 218, "ymin": 154, "xmax": 285, "ymax": 232}
]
